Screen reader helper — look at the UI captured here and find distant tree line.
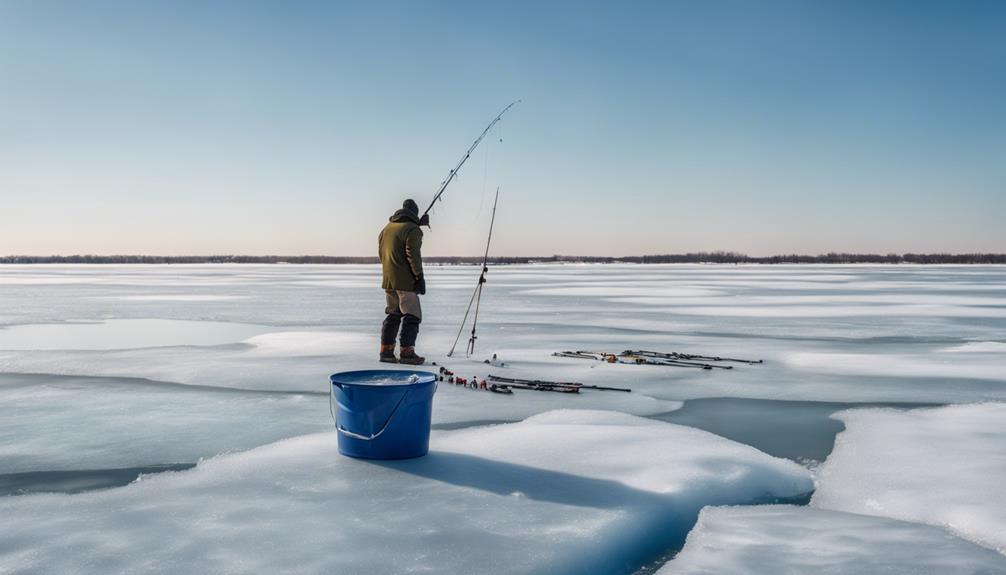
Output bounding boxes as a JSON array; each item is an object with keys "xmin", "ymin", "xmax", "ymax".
[
  {"xmin": 0, "ymin": 255, "xmax": 523, "ymax": 265},
  {"xmin": 2, "ymin": 252, "xmax": 1004, "ymax": 264},
  {"xmin": 523, "ymin": 252, "xmax": 1006, "ymax": 264},
  {"xmin": 618, "ymin": 252, "xmax": 1006, "ymax": 264}
]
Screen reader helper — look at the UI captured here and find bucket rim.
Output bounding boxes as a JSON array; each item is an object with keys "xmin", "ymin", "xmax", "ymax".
[{"xmin": 330, "ymin": 369, "xmax": 437, "ymax": 387}]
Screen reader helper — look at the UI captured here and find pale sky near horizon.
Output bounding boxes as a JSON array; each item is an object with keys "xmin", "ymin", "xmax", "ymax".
[{"xmin": 2, "ymin": 1, "xmax": 1004, "ymax": 257}]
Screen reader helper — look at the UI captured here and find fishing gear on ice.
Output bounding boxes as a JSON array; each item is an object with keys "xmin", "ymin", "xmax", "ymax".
[
  {"xmin": 437, "ymin": 367, "xmax": 595, "ymax": 395},
  {"xmin": 495, "ymin": 380, "xmax": 580, "ymax": 394},
  {"xmin": 488, "ymin": 375, "xmax": 631, "ymax": 393},
  {"xmin": 626, "ymin": 350, "xmax": 763, "ymax": 365},
  {"xmin": 553, "ymin": 350, "xmax": 729, "ymax": 370},
  {"xmin": 552, "ymin": 349, "xmax": 763, "ymax": 370}
]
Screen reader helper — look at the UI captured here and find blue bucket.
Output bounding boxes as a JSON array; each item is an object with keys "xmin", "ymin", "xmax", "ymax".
[{"xmin": 329, "ymin": 369, "xmax": 438, "ymax": 459}]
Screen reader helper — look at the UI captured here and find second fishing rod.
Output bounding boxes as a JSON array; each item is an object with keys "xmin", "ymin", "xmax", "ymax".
[{"xmin": 448, "ymin": 187, "xmax": 500, "ymax": 358}]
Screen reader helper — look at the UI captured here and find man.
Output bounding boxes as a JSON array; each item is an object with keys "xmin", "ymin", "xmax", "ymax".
[{"xmin": 378, "ymin": 199, "xmax": 427, "ymax": 365}]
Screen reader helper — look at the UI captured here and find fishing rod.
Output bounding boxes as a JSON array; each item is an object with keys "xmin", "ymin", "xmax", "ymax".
[
  {"xmin": 552, "ymin": 350, "xmax": 733, "ymax": 370},
  {"xmin": 488, "ymin": 375, "xmax": 631, "ymax": 393},
  {"xmin": 488, "ymin": 380, "xmax": 580, "ymax": 394},
  {"xmin": 447, "ymin": 187, "xmax": 500, "ymax": 357},
  {"xmin": 626, "ymin": 350, "xmax": 764, "ymax": 365},
  {"xmin": 421, "ymin": 100, "xmax": 520, "ymax": 224}
]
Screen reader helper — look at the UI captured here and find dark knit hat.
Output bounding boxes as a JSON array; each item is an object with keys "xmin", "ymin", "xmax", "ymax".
[{"xmin": 403, "ymin": 199, "xmax": 419, "ymax": 216}]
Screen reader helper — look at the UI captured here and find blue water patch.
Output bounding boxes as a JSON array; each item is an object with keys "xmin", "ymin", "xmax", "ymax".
[{"xmin": 656, "ymin": 398, "xmax": 942, "ymax": 463}]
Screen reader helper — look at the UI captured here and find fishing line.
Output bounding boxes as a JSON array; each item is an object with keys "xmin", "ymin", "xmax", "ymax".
[
  {"xmin": 476, "ymin": 125, "xmax": 492, "ymax": 218},
  {"xmin": 421, "ymin": 100, "xmax": 519, "ymax": 221}
]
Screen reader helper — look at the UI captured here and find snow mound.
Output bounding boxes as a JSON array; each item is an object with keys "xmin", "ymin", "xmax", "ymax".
[
  {"xmin": 813, "ymin": 403, "xmax": 1006, "ymax": 554},
  {"xmin": 659, "ymin": 505, "xmax": 1006, "ymax": 574},
  {"xmin": 0, "ymin": 410, "xmax": 812, "ymax": 575},
  {"xmin": 443, "ymin": 410, "xmax": 811, "ymax": 497}
]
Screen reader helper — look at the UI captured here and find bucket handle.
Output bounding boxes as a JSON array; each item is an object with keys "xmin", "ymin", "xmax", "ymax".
[{"xmin": 330, "ymin": 384, "xmax": 412, "ymax": 441}]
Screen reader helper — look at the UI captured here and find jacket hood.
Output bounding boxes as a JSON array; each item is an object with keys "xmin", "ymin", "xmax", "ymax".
[{"xmin": 389, "ymin": 209, "xmax": 420, "ymax": 224}]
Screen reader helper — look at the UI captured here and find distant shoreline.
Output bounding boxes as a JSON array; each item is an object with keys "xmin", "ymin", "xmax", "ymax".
[{"xmin": 2, "ymin": 253, "xmax": 1004, "ymax": 265}]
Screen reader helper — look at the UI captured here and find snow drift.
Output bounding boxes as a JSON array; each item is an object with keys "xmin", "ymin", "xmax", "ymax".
[{"xmin": 0, "ymin": 410, "xmax": 812, "ymax": 575}]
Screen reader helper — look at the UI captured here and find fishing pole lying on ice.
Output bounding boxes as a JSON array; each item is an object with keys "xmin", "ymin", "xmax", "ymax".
[
  {"xmin": 626, "ymin": 349, "xmax": 763, "ymax": 365},
  {"xmin": 488, "ymin": 375, "xmax": 631, "ymax": 393},
  {"xmin": 553, "ymin": 350, "xmax": 737, "ymax": 370},
  {"xmin": 436, "ymin": 368, "xmax": 631, "ymax": 394}
]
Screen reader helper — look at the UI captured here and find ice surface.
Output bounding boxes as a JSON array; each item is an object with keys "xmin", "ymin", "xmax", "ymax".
[
  {"xmin": 628, "ymin": 304, "xmax": 1006, "ymax": 318},
  {"xmin": 1, "ymin": 264, "xmax": 1005, "ymax": 570},
  {"xmin": 0, "ymin": 373, "xmax": 330, "ymax": 475},
  {"xmin": 783, "ymin": 350, "xmax": 1006, "ymax": 382},
  {"xmin": 241, "ymin": 330, "xmax": 370, "ymax": 357},
  {"xmin": 0, "ymin": 319, "xmax": 270, "ymax": 350},
  {"xmin": 0, "ymin": 350, "xmax": 678, "ymax": 423},
  {"xmin": 812, "ymin": 403, "xmax": 1006, "ymax": 554},
  {"xmin": 944, "ymin": 341, "xmax": 1006, "ymax": 353},
  {"xmin": 0, "ymin": 411, "xmax": 813, "ymax": 575},
  {"xmin": 111, "ymin": 294, "xmax": 248, "ymax": 301},
  {"xmin": 520, "ymin": 286, "xmax": 725, "ymax": 297},
  {"xmin": 2, "ymin": 264, "xmax": 1003, "ymax": 405},
  {"xmin": 0, "ymin": 372, "xmax": 677, "ymax": 479},
  {"xmin": 659, "ymin": 505, "xmax": 1006, "ymax": 574}
]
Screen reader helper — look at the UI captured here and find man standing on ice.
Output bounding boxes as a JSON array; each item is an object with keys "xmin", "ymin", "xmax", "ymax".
[{"xmin": 378, "ymin": 199, "xmax": 427, "ymax": 365}]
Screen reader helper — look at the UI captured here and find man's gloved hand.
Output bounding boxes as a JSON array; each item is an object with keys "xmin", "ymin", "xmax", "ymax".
[
  {"xmin": 414, "ymin": 275, "xmax": 427, "ymax": 295},
  {"xmin": 418, "ymin": 214, "xmax": 430, "ymax": 227}
]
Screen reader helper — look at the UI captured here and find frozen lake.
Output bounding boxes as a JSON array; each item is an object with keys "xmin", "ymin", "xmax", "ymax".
[{"xmin": 1, "ymin": 264, "xmax": 1004, "ymax": 573}]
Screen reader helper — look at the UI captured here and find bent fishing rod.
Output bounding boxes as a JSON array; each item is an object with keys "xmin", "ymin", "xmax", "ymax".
[
  {"xmin": 421, "ymin": 100, "xmax": 520, "ymax": 224},
  {"xmin": 448, "ymin": 187, "xmax": 500, "ymax": 358}
]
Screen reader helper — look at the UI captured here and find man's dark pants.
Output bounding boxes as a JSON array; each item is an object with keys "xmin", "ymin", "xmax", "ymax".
[{"xmin": 382, "ymin": 289, "xmax": 422, "ymax": 347}]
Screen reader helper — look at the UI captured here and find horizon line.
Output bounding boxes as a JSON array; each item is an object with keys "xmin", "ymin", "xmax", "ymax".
[{"xmin": 2, "ymin": 252, "xmax": 1005, "ymax": 265}]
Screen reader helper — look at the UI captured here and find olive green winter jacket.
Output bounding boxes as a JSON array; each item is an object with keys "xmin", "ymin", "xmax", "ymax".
[{"xmin": 378, "ymin": 209, "xmax": 424, "ymax": 291}]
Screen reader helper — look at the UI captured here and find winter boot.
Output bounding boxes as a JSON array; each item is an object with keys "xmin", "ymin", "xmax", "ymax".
[
  {"xmin": 379, "ymin": 344, "xmax": 398, "ymax": 364},
  {"xmin": 398, "ymin": 346, "xmax": 425, "ymax": 365}
]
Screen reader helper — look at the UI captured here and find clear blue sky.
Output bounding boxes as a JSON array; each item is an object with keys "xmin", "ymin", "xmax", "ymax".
[{"xmin": 2, "ymin": 0, "xmax": 1003, "ymax": 256}]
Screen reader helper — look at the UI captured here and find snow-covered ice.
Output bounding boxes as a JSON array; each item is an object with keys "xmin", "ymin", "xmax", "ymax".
[
  {"xmin": 3, "ymin": 264, "xmax": 1004, "ymax": 404},
  {"xmin": 813, "ymin": 403, "xmax": 1006, "ymax": 554},
  {"xmin": 783, "ymin": 350, "xmax": 1006, "ymax": 382},
  {"xmin": 1, "ymin": 263, "xmax": 1004, "ymax": 573},
  {"xmin": 944, "ymin": 341, "xmax": 1006, "ymax": 353},
  {"xmin": 0, "ymin": 372, "xmax": 678, "ymax": 479},
  {"xmin": 659, "ymin": 505, "xmax": 1006, "ymax": 574},
  {"xmin": 0, "ymin": 318, "xmax": 270, "ymax": 350},
  {"xmin": 0, "ymin": 411, "xmax": 812, "ymax": 575}
]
